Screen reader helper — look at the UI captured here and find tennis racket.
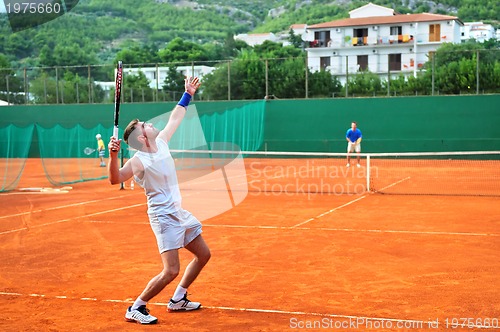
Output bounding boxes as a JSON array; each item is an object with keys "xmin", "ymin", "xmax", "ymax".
[
  {"xmin": 113, "ymin": 61, "xmax": 123, "ymax": 140},
  {"xmin": 83, "ymin": 147, "xmax": 96, "ymax": 155}
]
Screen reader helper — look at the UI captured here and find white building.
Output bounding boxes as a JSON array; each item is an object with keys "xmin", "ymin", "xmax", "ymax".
[
  {"xmin": 306, "ymin": 2, "xmax": 463, "ymax": 84},
  {"xmin": 119, "ymin": 65, "xmax": 215, "ymax": 90},
  {"xmin": 95, "ymin": 65, "xmax": 215, "ymax": 99},
  {"xmin": 234, "ymin": 33, "xmax": 279, "ymax": 47},
  {"xmin": 290, "ymin": 23, "xmax": 312, "ymax": 41},
  {"xmin": 94, "ymin": 81, "xmax": 115, "ymax": 93},
  {"xmin": 461, "ymin": 22, "xmax": 497, "ymax": 43}
]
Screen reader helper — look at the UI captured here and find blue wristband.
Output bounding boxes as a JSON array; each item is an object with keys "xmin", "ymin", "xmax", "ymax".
[{"xmin": 177, "ymin": 92, "xmax": 192, "ymax": 108}]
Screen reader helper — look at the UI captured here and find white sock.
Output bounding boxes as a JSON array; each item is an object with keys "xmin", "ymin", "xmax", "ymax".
[
  {"xmin": 131, "ymin": 297, "xmax": 147, "ymax": 310},
  {"xmin": 172, "ymin": 285, "xmax": 188, "ymax": 302}
]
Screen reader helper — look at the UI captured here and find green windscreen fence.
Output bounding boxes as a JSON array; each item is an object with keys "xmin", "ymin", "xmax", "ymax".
[
  {"xmin": 37, "ymin": 124, "xmax": 113, "ymax": 185},
  {"xmin": 0, "ymin": 124, "xmax": 34, "ymax": 192},
  {"xmin": 0, "ymin": 101, "xmax": 265, "ymax": 188},
  {"xmin": 1, "ymin": 96, "xmax": 499, "ymax": 190},
  {"xmin": 131, "ymin": 100, "xmax": 266, "ymax": 155},
  {"xmin": 200, "ymin": 101, "xmax": 265, "ymax": 152},
  {"xmin": 167, "ymin": 101, "xmax": 265, "ymax": 175}
]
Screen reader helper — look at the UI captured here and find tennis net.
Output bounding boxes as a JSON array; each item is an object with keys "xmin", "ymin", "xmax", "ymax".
[{"xmin": 172, "ymin": 150, "xmax": 500, "ymax": 197}]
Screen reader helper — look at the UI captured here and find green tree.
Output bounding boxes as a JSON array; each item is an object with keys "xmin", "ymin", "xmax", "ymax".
[
  {"xmin": 58, "ymin": 71, "xmax": 105, "ymax": 104},
  {"xmin": 29, "ymin": 71, "xmax": 105, "ymax": 104},
  {"xmin": 199, "ymin": 61, "xmax": 231, "ymax": 100},
  {"xmin": 3, "ymin": 33, "xmax": 32, "ymax": 59},
  {"xmin": 115, "ymin": 44, "xmax": 160, "ymax": 65},
  {"xmin": 203, "ymin": 40, "xmax": 343, "ymax": 100},
  {"xmin": 53, "ymin": 43, "xmax": 97, "ymax": 67},
  {"xmin": 39, "ymin": 45, "xmax": 56, "ymax": 67},
  {"xmin": 158, "ymin": 37, "xmax": 210, "ymax": 63},
  {"xmin": 232, "ymin": 50, "xmax": 266, "ymax": 99},
  {"xmin": 122, "ymin": 71, "xmax": 154, "ymax": 102},
  {"xmin": 221, "ymin": 32, "xmax": 237, "ymax": 59},
  {"xmin": 345, "ymin": 71, "xmax": 383, "ymax": 96},
  {"xmin": 254, "ymin": 41, "xmax": 303, "ymax": 59},
  {"xmin": 434, "ymin": 59, "xmax": 476, "ymax": 94},
  {"xmin": 162, "ymin": 65, "xmax": 186, "ymax": 101},
  {"xmin": 30, "ymin": 73, "xmax": 57, "ymax": 104},
  {"xmin": 405, "ymin": 72, "xmax": 432, "ymax": 95},
  {"xmin": 203, "ymin": 50, "xmax": 266, "ymax": 100},
  {"xmin": 287, "ymin": 28, "xmax": 304, "ymax": 49},
  {"xmin": 308, "ymin": 70, "xmax": 342, "ymax": 98},
  {"xmin": 0, "ymin": 54, "xmax": 9, "ymax": 71},
  {"xmin": 424, "ymin": 41, "xmax": 500, "ymax": 94},
  {"xmin": 385, "ymin": 74, "xmax": 406, "ymax": 95},
  {"xmin": 267, "ymin": 57, "xmax": 306, "ymax": 98},
  {"xmin": 0, "ymin": 53, "xmax": 24, "ymax": 104}
]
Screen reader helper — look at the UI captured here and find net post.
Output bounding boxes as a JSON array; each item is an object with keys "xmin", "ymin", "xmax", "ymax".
[
  {"xmin": 119, "ymin": 148, "xmax": 124, "ymax": 190},
  {"xmin": 366, "ymin": 155, "xmax": 371, "ymax": 192}
]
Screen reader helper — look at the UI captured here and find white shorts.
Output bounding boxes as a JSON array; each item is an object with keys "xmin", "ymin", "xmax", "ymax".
[
  {"xmin": 149, "ymin": 209, "xmax": 202, "ymax": 253},
  {"xmin": 347, "ymin": 142, "xmax": 361, "ymax": 153}
]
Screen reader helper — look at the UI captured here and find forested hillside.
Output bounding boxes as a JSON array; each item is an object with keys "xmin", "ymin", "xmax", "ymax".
[{"xmin": 0, "ymin": 0, "xmax": 498, "ymax": 67}]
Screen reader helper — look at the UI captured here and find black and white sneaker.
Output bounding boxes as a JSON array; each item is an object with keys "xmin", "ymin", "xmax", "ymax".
[
  {"xmin": 125, "ymin": 305, "xmax": 158, "ymax": 324},
  {"xmin": 167, "ymin": 293, "xmax": 201, "ymax": 312}
]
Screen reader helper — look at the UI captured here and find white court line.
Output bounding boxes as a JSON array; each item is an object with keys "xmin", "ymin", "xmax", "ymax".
[
  {"xmin": 291, "ymin": 176, "xmax": 413, "ymax": 229},
  {"xmin": 0, "ymin": 193, "xmax": 137, "ymax": 220},
  {"xmin": 378, "ymin": 176, "xmax": 411, "ymax": 192},
  {"xmin": 1, "ymin": 174, "xmax": 494, "ymax": 237},
  {"xmin": 0, "ymin": 291, "xmax": 495, "ymax": 329},
  {"xmin": 84, "ymin": 220, "xmax": 148, "ymax": 225},
  {"xmin": 3, "ymin": 191, "xmax": 70, "ymax": 195},
  {"xmin": 291, "ymin": 176, "xmax": 412, "ymax": 228},
  {"xmin": 81, "ymin": 220, "xmax": 499, "ymax": 237},
  {"xmin": 292, "ymin": 195, "xmax": 367, "ymax": 228},
  {"xmin": 0, "ymin": 184, "xmax": 235, "ymax": 235},
  {"xmin": 0, "ymin": 203, "xmax": 146, "ymax": 236},
  {"xmin": 202, "ymin": 224, "xmax": 499, "ymax": 237}
]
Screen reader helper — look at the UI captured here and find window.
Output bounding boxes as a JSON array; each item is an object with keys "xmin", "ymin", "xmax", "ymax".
[
  {"xmin": 390, "ymin": 26, "xmax": 402, "ymax": 36},
  {"xmin": 357, "ymin": 55, "xmax": 368, "ymax": 71},
  {"xmin": 314, "ymin": 30, "xmax": 331, "ymax": 47},
  {"xmin": 388, "ymin": 54, "xmax": 401, "ymax": 71},
  {"xmin": 353, "ymin": 28, "xmax": 368, "ymax": 38},
  {"xmin": 353, "ymin": 28, "xmax": 368, "ymax": 45},
  {"xmin": 320, "ymin": 56, "xmax": 331, "ymax": 70},
  {"xmin": 429, "ymin": 24, "xmax": 441, "ymax": 42}
]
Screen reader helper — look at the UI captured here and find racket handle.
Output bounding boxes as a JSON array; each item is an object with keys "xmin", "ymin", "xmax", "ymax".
[{"xmin": 112, "ymin": 126, "xmax": 119, "ymax": 152}]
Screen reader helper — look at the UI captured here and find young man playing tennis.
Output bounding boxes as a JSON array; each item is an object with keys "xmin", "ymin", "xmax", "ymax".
[
  {"xmin": 107, "ymin": 77, "xmax": 210, "ymax": 325},
  {"xmin": 346, "ymin": 121, "xmax": 362, "ymax": 167}
]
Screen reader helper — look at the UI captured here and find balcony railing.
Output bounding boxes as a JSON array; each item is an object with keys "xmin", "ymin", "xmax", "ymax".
[{"xmin": 309, "ymin": 34, "xmax": 415, "ymax": 48}]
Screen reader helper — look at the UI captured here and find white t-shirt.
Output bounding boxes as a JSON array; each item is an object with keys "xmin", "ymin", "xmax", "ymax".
[{"xmin": 133, "ymin": 138, "xmax": 181, "ymax": 215}]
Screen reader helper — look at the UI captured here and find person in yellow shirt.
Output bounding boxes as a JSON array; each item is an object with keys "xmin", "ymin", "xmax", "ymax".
[{"xmin": 96, "ymin": 134, "xmax": 106, "ymax": 167}]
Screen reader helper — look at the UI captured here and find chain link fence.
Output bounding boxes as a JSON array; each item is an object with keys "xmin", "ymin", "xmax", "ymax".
[{"xmin": 0, "ymin": 49, "xmax": 499, "ymax": 104}]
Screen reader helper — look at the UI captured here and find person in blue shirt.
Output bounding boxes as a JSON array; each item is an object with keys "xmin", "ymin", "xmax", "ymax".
[{"xmin": 346, "ymin": 121, "xmax": 362, "ymax": 167}]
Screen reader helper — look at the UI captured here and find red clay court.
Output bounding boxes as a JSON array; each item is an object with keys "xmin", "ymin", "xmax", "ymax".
[{"xmin": 0, "ymin": 157, "xmax": 499, "ymax": 331}]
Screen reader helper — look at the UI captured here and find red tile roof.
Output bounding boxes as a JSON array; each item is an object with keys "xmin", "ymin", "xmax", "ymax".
[{"xmin": 309, "ymin": 13, "xmax": 462, "ymax": 29}]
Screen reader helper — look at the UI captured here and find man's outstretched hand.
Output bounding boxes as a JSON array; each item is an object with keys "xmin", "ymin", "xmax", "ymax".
[{"xmin": 185, "ymin": 77, "xmax": 201, "ymax": 96}]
